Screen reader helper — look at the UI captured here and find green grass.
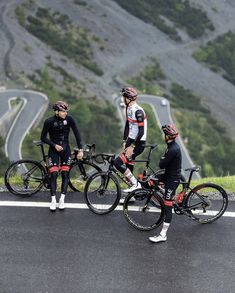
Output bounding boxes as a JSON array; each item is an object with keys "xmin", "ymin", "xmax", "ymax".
[{"xmin": 190, "ymin": 176, "xmax": 235, "ymax": 193}]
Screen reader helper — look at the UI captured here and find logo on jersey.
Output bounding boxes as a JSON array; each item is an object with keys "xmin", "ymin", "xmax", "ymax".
[{"xmin": 63, "ymin": 120, "xmax": 68, "ymax": 125}]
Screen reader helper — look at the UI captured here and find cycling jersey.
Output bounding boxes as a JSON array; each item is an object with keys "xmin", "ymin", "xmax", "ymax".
[
  {"xmin": 159, "ymin": 140, "xmax": 182, "ymax": 178},
  {"xmin": 41, "ymin": 115, "xmax": 82, "ymax": 149},
  {"xmin": 123, "ymin": 103, "xmax": 147, "ymax": 143}
]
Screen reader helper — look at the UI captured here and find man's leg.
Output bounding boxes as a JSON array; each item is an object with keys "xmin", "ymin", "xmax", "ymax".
[
  {"xmin": 59, "ymin": 147, "xmax": 71, "ymax": 210},
  {"xmin": 122, "ymin": 142, "xmax": 145, "ymax": 193},
  {"xmin": 59, "ymin": 166, "xmax": 70, "ymax": 210},
  {"xmin": 48, "ymin": 167, "xmax": 59, "ymax": 211},
  {"xmin": 48, "ymin": 148, "xmax": 59, "ymax": 211},
  {"xmin": 149, "ymin": 179, "xmax": 180, "ymax": 243}
]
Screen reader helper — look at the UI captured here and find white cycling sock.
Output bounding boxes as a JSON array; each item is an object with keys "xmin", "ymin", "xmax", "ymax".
[
  {"xmin": 60, "ymin": 193, "xmax": 66, "ymax": 202},
  {"xmin": 125, "ymin": 171, "xmax": 137, "ymax": 186},
  {"xmin": 51, "ymin": 196, "xmax": 56, "ymax": 203},
  {"xmin": 160, "ymin": 222, "xmax": 170, "ymax": 237}
]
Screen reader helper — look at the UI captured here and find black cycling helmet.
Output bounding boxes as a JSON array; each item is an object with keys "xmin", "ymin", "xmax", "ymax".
[
  {"xmin": 120, "ymin": 87, "xmax": 138, "ymax": 101},
  {"xmin": 52, "ymin": 101, "xmax": 69, "ymax": 112},
  {"xmin": 162, "ymin": 124, "xmax": 178, "ymax": 139}
]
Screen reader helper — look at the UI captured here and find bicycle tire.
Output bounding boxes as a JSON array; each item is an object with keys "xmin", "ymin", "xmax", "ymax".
[
  {"xmin": 84, "ymin": 171, "xmax": 121, "ymax": 215},
  {"xmin": 4, "ymin": 160, "xmax": 45, "ymax": 196},
  {"xmin": 123, "ymin": 189, "xmax": 165, "ymax": 231},
  {"xmin": 185, "ymin": 183, "xmax": 228, "ymax": 223},
  {"xmin": 68, "ymin": 161, "xmax": 102, "ymax": 192}
]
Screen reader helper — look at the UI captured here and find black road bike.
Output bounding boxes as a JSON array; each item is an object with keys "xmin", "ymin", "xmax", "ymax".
[
  {"xmin": 4, "ymin": 141, "xmax": 102, "ymax": 196},
  {"xmin": 123, "ymin": 167, "xmax": 229, "ymax": 231},
  {"xmin": 84, "ymin": 144, "xmax": 186, "ymax": 215}
]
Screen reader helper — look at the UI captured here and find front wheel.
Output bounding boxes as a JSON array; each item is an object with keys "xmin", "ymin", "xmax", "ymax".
[
  {"xmin": 185, "ymin": 183, "xmax": 228, "ymax": 223},
  {"xmin": 68, "ymin": 161, "xmax": 102, "ymax": 192},
  {"xmin": 123, "ymin": 189, "xmax": 165, "ymax": 231},
  {"xmin": 84, "ymin": 171, "xmax": 121, "ymax": 215},
  {"xmin": 4, "ymin": 160, "xmax": 45, "ymax": 196}
]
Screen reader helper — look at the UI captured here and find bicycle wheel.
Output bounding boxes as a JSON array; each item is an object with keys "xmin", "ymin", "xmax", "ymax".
[
  {"xmin": 84, "ymin": 171, "xmax": 121, "ymax": 215},
  {"xmin": 68, "ymin": 161, "xmax": 102, "ymax": 192},
  {"xmin": 185, "ymin": 183, "xmax": 228, "ymax": 223},
  {"xmin": 123, "ymin": 189, "xmax": 165, "ymax": 231},
  {"xmin": 4, "ymin": 160, "xmax": 45, "ymax": 196}
]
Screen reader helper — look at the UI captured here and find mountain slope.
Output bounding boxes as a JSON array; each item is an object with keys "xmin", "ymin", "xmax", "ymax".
[{"xmin": 0, "ymin": 0, "xmax": 235, "ymax": 134}]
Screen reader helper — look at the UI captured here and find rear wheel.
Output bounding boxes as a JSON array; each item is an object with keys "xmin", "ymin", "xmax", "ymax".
[
  {"xmin": 84, "ymin": 171, "xmax": 121, "ymax": 215},
  {"xmin": 123, "ymin": 189, "xmax": 165, "ymax": 231},
  {"xmin": 185, "ymin": 183, "xmax": 228, "ymax": 223},
  {"xmin": 68, "ymin": 161, "xmax": 101, "ymax": 192},
  {"xmin": 4, "ymin": 160, "xmax": 45, "ymax": 196}
]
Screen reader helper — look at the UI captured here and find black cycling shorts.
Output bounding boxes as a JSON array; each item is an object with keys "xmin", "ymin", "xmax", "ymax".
[{"xmin": 48, "ymin": 145, "xmax": 71, "ymax": 169}]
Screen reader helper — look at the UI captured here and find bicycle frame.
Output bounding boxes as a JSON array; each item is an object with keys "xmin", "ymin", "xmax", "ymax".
[{"xmin": 95, "ymin": 144, "xmax": 159, "ymax": 188}]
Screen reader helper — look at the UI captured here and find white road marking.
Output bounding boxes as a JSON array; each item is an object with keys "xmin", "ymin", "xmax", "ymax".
[{"xmin": 0, "ymin": 201, "xmax": 234, "ymax": 217}]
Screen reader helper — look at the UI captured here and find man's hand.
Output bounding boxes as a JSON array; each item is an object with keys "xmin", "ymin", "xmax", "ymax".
[
  {"xmin": 77, "ymin": 150, "xmax": 84, "ymax": 160},
  {"xmin": 55, "ymin": 144, "xmax": 63, "ymax": 152},
  {"xmin": 122, "ymin": 141, "xmax": 126, "ymax": 152}
]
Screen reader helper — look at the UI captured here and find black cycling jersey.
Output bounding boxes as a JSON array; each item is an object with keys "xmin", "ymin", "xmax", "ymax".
[
  {"xmin": 41, "ymin": 115, "xmax": 82, "ymax": 149},
  {"xmin": 159, "ymin": 140, "xmax": 182, "ymax": 178}
]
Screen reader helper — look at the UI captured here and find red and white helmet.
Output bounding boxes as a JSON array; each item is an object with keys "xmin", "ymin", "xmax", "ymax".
[
  {"xmin": 52, "ymin": 101, "xmax": 69, "ymax": 112},
  {"xmin": 162, "ymin": 124, "xmax": 178, "ymax": 139},
  {"xmin": 120, "ymin": 87, "xmax": 138, "ymax": 101}
]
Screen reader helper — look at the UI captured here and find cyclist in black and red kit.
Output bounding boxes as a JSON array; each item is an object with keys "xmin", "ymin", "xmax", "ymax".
[
  {"xmin": 149, "ymin": 124, "xmax": 182, "ymax": 243},
  {"xmin": 41, "ymin": 101, "xmax": 83, "ymax": 211},
  {"xmin": 114, "ymin": 87, "xmax": 147, "ymax": 203}
]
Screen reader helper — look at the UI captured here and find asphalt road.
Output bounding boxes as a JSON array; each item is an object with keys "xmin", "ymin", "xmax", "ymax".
[{"xmin": 0, "ymin": 191, "xmax": 234, "ymax": 293}]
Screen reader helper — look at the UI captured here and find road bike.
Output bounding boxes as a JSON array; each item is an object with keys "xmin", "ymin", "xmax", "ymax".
[
  {"xmin": 4, "ymin": 141, "xmax": 102, "ymax": 196},
  {"xmin": 123, "ymin": 166, "xmax": 229, "ymax": 231},
  {"xmin": 84, "ymin": 144, "xmax": 186, "ymax": 215}
]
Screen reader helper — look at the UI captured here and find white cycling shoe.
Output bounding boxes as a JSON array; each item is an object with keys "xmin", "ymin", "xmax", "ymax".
[
  {"xmin": 58, "ymin": 200, "xmax": 65, "ymax": 210},
  {"xmin": 149, "ymin": 234, "xmax": 167, "ymax": 243},
  {"xmin": 123, "ymin": 182, "xmax": 141, "ymax": 193},
  {"xmin": 50, "ymin": 201, "xmax": 57, "ymax": 211}
]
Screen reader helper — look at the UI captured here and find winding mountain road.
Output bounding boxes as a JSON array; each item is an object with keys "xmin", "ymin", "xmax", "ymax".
[{"xmin": 0, "ymin": 89, "xmax": 48, "ymax": 162}]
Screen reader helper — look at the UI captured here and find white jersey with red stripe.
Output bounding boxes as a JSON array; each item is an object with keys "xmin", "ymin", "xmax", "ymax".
[{"xmin": 127, "ymin": 103, "xmax": 147, "ymax": 141}]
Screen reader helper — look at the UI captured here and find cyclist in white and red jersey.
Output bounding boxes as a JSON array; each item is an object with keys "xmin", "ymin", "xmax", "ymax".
[{"xmin": 114, "ymin": 87, "xmax": 147, "ymax": 200}]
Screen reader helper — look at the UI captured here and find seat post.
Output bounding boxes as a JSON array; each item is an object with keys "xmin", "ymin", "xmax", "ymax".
[{"xmin": 187, "ymin": 170, "xmax": 194, "ymax": 187}]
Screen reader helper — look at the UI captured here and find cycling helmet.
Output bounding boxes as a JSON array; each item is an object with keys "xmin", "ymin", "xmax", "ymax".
[
  {"xmin": 162, "ymin": 124, "xmax": 178, "ymax": 139},
  {"xmin": 52, "ymin": 101, "xmax": 69, "ymax": 111},
  {"xmin": 120, "ymin": 87, "xmax": 138, "ymax": 101}
]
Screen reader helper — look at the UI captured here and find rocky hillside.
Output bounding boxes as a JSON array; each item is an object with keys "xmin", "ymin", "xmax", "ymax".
[{"xmin": 0, "ymin": 0, "xmax": 235, "ymax": 133}]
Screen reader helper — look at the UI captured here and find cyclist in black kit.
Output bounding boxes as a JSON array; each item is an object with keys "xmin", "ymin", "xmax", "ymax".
[
  {"xmin": 113, "ymin": 87, "xmax": 147, "ymax": 203},
  {"xmin": 149, "ymin": 124, "xmax": 182, "ymax": 243},
  {"xmin": 41, "ymin": 101, "xmax": 83, "ymax": 211}
]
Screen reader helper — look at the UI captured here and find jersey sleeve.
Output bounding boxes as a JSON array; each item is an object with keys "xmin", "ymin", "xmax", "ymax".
[
  {"xmin": 40, "ymin": 119, "xmax": 55, "ymax": 147},
  {"xmin": 123, "ymin": 120, "xmax": 129, "ymax": 141},
  {"xmin": 133, "ymin": 109, "xmax": 145, "ymax": 143},
  {"xmin": 159, "ymin": 148, "xmax": 175, "ymax": 169},
  {"xmin": 69, "ymin": 116, "xmax": 83, "ymax": 149}
]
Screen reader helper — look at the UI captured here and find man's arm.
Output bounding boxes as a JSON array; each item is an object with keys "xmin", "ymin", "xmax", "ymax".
[
  {"xmin": 40, "ymin": 120, "xmax": 55, "ymax": 147},
  {"xmin": 133, "ymin": 109, "xmax": 145, "ymax": 145},
  {"xmin": 159, "ymin": 148, "xmax": 175, "ymax": 169},
  {"xmin": 69, "ymin": 116, "xmax": 83, "ymax": 149},
  {"xmin": 123, "ymin": 120, "xmax": 129, "ymax": 142}
]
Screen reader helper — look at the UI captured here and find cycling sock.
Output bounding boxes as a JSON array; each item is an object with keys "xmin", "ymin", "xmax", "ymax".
[
  {"xmin": 60, "ymin": 193, "xmax": 66, "ymax": 202},
  {"xmin": 51, "ymin": 195, "xmax": 56, "ymax": 203},
  {"xmin": 125, "ymin": 171, "xmax": 137, "ymax": 186},
  {"xmin": 160, "ymin": 222, "xmax": 170, "ymax": 237}
]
